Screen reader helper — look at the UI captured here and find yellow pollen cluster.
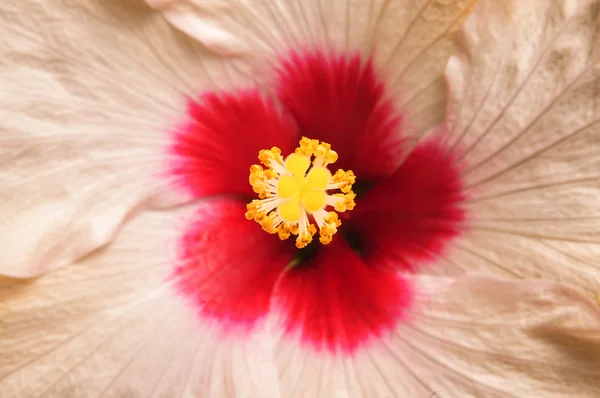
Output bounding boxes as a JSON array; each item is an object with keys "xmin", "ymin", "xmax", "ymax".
[{"xmin": 246, "ymin": 137, "xmax": 356, "ymax": 248}]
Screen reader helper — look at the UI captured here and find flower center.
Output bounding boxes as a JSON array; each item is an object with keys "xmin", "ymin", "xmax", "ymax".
[{"xmin": 246, "ymin": 137, "xmax": 356, "ymax": 248}]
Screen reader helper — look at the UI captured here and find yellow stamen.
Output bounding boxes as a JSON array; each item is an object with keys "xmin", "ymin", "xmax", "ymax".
[{"xmin": 247, "ymin": 137, "xmax": 356, "ymax": 248}]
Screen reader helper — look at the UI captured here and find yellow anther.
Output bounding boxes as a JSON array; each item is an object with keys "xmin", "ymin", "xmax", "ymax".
[
  {"xmin": 325, "ymin": 150, "xmax": 338, "ymax": 164},
  {"xmin": 260, "ymin": 212, "xmax": 279, "ymax": 234},
  {"xmin": 344, "ymin": 192, "xmax": 356, "ymax": 211},
  {"xmin": 331, "ymin": 169, "xmax": 355, "ymax": 193},
  {"xmin": 257, "ymin": 150, "xmax": 270, "ymax": 166},
  {"xmin": 278, "ymin": 224, "xmax": 292, "ymax": 240},
  {"xmin": 264, "ymin": 169, "xmax": 278, "ymax": 179},
  {"xmin": 249, "ymin": 171, "xmax": 263, "ymax": 185},
  {"xmin": 332, "ymin": 169, "xmax": 346, "ymax": 183},
  {"xmin": 247, "ymin": 137, "xmax": 356, "ymax": 247},
  {"xmin": 324, "ymin": 211, "xmax": 341, "ymax": 227},
  {"xmin": 319, "ymin": 224, "xmax": 336, "ymax": 245},
  {"xmin": 245, "ymin": 200, "xmax": 261, "ymax": 220},
  {"xmin": 315, "ymin": 143, "xmax": 331, "ymax": 159},
  {"xmin": 297, "ymin": 137, "xmax": 319, "ymax": 156},
  {"xmin": 322, "ymin": 223, "xmax": 336, "ymax": 235},
  {"xmin": 332, "ymin": 192, "xmax": 356, "ymax": 212},
  {"xmin": 258, "ymin": 147, "xmax": 284, "ymax": 168},
  {"xmin": 254, "ymin": 211, "xmax": 267, "ymax": 223},
  {"xmin": 249, "ymin": 165, "xmax": 268, "ymax": 198},
  {"xmin": 245, "ymin": 209, "xmax": 256, "ymax": 220},
  {"xmin": 295, "ymin": 225, "xmax": 317, "ymax": 248},
  {"xmin": 319, "ymin": 212, "xmax": 341, "ymax": 244},
  {"xmin": 319, "ymin": 235, "xmax": 332, "ymax": 245},
  {"xmin": 341, "ymin": 171, "xmax": 356, "ymax": 193},
  {"xmin": 296, "ymin": 233, "xmax": 313, "ymax": 249},
  {"xmin": 250, "ymin": 179, "xmax": 264, "ymax": 191}
]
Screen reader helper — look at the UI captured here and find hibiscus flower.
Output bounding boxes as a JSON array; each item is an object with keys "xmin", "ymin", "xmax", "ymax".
[{"xmin": 1, "ymin": 0, "xmax": 599, "ymax": 397}]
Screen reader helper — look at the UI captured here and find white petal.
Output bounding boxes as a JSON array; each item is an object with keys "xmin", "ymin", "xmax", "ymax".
[
  {"xmin": 146, "ymin": 0, "xmax": 478, "ymax": 139},
  {"xmin": 0, "ymin": 203, "xmax": 280, "ymax": 398},
  {"xmin": 0, "ymin": 1, "xmax": 244, "ymax": 277},
  {"xmin": 441, "ymin": 0, "xmax": 600, "ymax": 296},
  {"xmin": 269, "ymin": 274, "xmax": 600, "ymax": 397}
]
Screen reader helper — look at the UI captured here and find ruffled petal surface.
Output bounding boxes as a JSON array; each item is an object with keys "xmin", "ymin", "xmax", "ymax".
[
  {"xmin": 0, "ymin": 0, "xmax": 250, "ymax": 277},
  {"xmin": 147, "ymin": 0, "xmax": 479, "ymax": 143},
  {"xmin": 440, "ymin": 0, "xmax": 600, "ymax": 296},
  {"xmin": 269, "ymin": 273, "xmax": 600, "ymax": 397},
  {"xmin": 0, "ymin": 198, "xmax": 293, "ymax": 397}
]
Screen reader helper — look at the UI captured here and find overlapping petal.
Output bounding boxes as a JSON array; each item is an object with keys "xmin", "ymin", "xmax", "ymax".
[
  {"xmin": 0, "ymin": 0, "xmax": 252, "ymax": 277},
  {"xmin": 269, "ymin": 273, "xmax": 600, "ymax": 397},
  {"xmin": 0, "ymin": 199, "xmax": 290, "ymax": 397},
  {"xmin": 2, "ymin": 0, "xmax": 599, "ymax": 397},
  {"xmin": 146, "ymin": 0, "xmax": 479, "ymax": 144},
  {"xmin": 1, "ymin": 0, "xmax": 480, "ymax": 277},
  {"xmin": 440, "ymin": 0, "xmax": 600, "ymax": 296}
]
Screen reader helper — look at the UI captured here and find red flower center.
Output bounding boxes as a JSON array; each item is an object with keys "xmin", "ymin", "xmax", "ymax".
[{"xmin": 169, "ymin": 50, "xmax": 466, "ymax": 354}]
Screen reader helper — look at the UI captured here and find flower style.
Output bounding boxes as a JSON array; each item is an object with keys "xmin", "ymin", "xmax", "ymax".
[{"xmin": 1, "ymin": 0, "xmax": 600, "ymax": 397}]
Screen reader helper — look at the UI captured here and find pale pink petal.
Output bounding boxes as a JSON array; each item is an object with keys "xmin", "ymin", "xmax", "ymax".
[
  {"xmin": 269, "ymin": 274, "xmax": 600, "ymax": 397},
  {"xmin": 145, "ymin": 0, "xmax": 478, "ymax": 140},
  {"xmin": 440, "ymin": 0, "xmax": 600, "ymax": 296},
  {"xmin": 0, "ymin": 1, "xmax": 247, "ymax": 277},
  {"xmin": 0, "ymin": 200, "xmax": 285, "ymax": 397}
]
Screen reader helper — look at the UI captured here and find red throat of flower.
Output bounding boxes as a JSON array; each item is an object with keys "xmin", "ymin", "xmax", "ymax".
[
  {"xmin": 245, "ymin": 137, "xmax": 356, "ymax": 248},
  {"xmin": 170, "ymin": 50, "xmax": 466, "ymax": 354}
]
